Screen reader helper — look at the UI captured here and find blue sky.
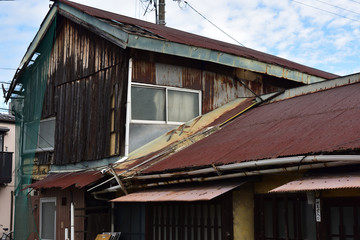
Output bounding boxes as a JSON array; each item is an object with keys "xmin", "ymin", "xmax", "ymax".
[{"xmin": 1, "ymin": 0, "xmax": 360, "ymax": 112}]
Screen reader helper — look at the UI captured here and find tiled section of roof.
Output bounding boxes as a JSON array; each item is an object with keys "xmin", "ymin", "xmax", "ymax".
[
  {"xmin": 0, "ymin": 113, "xmax": 15, "ymax": 123},
  {"xmin": 144, "ymin": 82, "xmax": 360, "ymax": 173},
  {"xmin": 58, "ymin": 0, "xmax": 338, "ymax": 80}
]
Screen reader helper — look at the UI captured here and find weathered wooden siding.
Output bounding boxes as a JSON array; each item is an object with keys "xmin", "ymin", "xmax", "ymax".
[
  {"xmin": 30, "ymin": 187, "xmax": 85, "ymax": 240},
  {"xmin": 131, "ymin": 57, "xmax": 286, "ymax": 114},
  {"xmin": 45, "ymin": 18, "xmax": 127, "ymax": 164}
]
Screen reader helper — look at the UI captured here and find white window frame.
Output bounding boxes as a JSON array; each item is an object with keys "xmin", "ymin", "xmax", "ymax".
[
  {"xmin": 131, "ymin": 83, "xmax": 202, "ymax": 125},
  {"xmin": 39, "ymin": 197, "xmax": 56, "ymax": 240},
  {"xmin": 23, "ymin": 117, "xmax": 55, "ymax": 153}
]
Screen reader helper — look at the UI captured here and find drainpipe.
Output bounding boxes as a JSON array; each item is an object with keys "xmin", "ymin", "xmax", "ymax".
[
  {"xmin": 124, "ymin": 58, "xmax": 132, "ymax": 158},
  {"xmin": 70, "ymin": 202, "xmax": 74, "ymax": 240}
]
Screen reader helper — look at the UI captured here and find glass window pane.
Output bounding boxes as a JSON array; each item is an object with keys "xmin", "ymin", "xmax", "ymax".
[
  {"xmin": 278, "ymin": 200, "xmax": 286, "ymax": 239},
  {"xmin": 264, "ymin": 200, "xmax": 273, "ymax": 238},
  {"xmin": 331, "ymin": 207, "xmax": 340, "ymax": 235},
  {"xmin": 41, "ymin": 201, "xmax": 56, "ymax": 239},
  {"xmin": 168, "ymin": 90, "xmax": 199, "ymax": 122},
  {"xmin": 24, "ymin": 122, "xmax": 39, "ymax": 150},
  {"xmin": 38, "ymin": 119, "xmax": 55, "ymax": 149},
  {"xmin": 132, "ymin": 86, "xmax": 165, "ymax": 121},
  {"xmin": 343, "ymin": 207, "xmax": 354, "ymax": 235}
]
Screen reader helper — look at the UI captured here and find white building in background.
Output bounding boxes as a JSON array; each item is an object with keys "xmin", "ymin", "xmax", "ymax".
[{"xmin": 0, "ymin": 113, "xmax": 15, "ymax": 234}]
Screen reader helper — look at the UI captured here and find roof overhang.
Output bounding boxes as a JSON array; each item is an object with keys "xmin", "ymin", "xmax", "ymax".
[
  {"xmin": 111, "ymin": 182, "xmax": 243, "ymax": 202},
  {"xmin": 6, "ymin": 1, "xmax": 332, "ymax": 101},
  {"xmin": 24, "ymin": 171, "xmax": 103, "ymax": 190},
  {"xmin": 270, "ymin": 173, "xmax": 360, "ymax": 193}
]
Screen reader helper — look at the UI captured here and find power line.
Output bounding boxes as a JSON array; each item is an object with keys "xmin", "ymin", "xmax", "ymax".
[
  {"xmin": 291, "ymin": 0, "xmax": 360, "ymax": 23},
  {"xmin": 181, "ymin": 1, "xmax": 245, "ymax": 46},
  {"xmin": 313, "ymin": 0, "xmax": 360, "ymax": 17},
  {"xmin": 348, "ymin": 0, "xmax": 360, "ymax": 5},
  {"xmin": 0, "ymin": 67, "xmax": 17, "ymax": 70}
]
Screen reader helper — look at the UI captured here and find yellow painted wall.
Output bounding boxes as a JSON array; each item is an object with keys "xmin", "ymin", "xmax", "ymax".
[
  {"xmin": 233, "ymin": 183, "xmax": 254, "ymax": 240},
  {"xmin": 254, "ymin": 172, "xmax": 303, "ymax": 194}
]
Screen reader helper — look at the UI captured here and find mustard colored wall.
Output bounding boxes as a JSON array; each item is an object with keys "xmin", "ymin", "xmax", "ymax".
[
  {"xmin": 254, "ymin": 172, "xmax": 303, "ymax": 194},
  {"xmin": 233, "ymin": 183, "xmax": 254, "ymax": 240}
]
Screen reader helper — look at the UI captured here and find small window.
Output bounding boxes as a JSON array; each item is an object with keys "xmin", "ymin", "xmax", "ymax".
[
  {"xmin": 131, "ymin": 84, "xmax": 201, "ymax": 124},
  {"xmin": 24, "ymin": 118, "xmax": 55, "ymax": 152}
]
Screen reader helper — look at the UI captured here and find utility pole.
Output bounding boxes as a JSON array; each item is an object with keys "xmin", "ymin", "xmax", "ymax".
[{"xmin": 158, "ymin": 0, "xmax": 166, "ymax": 25}]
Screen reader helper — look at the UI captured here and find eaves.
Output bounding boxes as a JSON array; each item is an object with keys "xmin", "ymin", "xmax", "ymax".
[{"xmin": 7, "ymin": 2, "xmax": 327, "ymax": 101}]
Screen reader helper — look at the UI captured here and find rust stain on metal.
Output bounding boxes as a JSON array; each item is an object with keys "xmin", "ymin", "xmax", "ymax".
[
  {"xmin": 25, "ymin": 171, "xmax": 103, "ymax": 190},
  {"xmin": 132, "ymin": 60, "xmax": 156, "ymax": 84},
  {"xmin": 114, "ymin": 98, "xmax": 254, "ymax": 175},
  {"xmin": 144, "ymin": 82, "xmax": 360, "ymax": 173},
  {"xmin": 270, "ymin": 174, "xmax": 360, "ymax": 192},
  {"xmin": 111, "ymin": 182, "xmax": 243, "ymax": 202}
]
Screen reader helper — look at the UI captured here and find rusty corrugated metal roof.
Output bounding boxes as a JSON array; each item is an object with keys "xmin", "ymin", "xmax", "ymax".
[
  {"xmin": 114, "ymin": 98, "xmax": 255, "ymax": 175},
  {"xmin": 26, "ymin": 171, "xmax": 103, "ymax": 189},
  {"xmin": 58, "ymin": 0, "xmax": 337, "ymax": 80},
  {"xmin": 270, "ymin": 174, "xmax": 360, "ymax": 192},
  {"xmin": 111, "ymin": 181, "xmax": 243, "ymax": 202},
  {"xmin": 144, "ymin": 82, "xmax": 360, "ymax": 173}
]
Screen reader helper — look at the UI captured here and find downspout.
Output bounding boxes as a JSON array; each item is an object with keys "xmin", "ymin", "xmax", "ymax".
[
  {"xmin": 124, "ymin": 58, "xmax": 132, "ymax": 158},
  {"xmin": 71, "ymin": 202, "xmax": 75, "ymax": 240}
]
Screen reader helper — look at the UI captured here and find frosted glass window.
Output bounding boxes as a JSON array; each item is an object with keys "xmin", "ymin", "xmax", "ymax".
[
  {"xmin": 38, "ymin": 119, "xmax": 55, "ymax": 149},
  {"xmin": 40, "ymin": 199, "xmax": 56, "ymax": 240},
  {"xmin": 343, "ymin": 207, "xmax": 354, "ymax": 235},
  {"xmin": 24, "ymin": 118, "xmax": 55, "ymax": 152},
  {"xmin": 132, "ymin": 86, "xmax": 165, "ymax": 121},
  {"xmin": 168, "ymin": 90, "xmax": 199, "ymax": 122}
]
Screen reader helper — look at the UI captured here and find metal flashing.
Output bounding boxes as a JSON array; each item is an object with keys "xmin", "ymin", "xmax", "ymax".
[
  {"xmin": 127, "ymin": 34, "xmax": 327, "ymax": 84},
  {"xmin": 111, "ymin": 182, "xmax": 243, "ymax": 202},
  {"xmin": 57, "ymin": 2, "xmax": 128, "ymax": 49}
]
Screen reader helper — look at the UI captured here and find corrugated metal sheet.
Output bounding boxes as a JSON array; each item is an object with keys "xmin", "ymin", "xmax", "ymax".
[
  {"xmin": 144, "ymin": 82, "xmax": 360, "ymax": 173},
  {"xmin": 26, "ymin": 171, "xmax": 103, "ymax": 189},
  {"xmin": 114, "ymin": 98, "xmax": 255, "ymax": 175},
  {"xmin": 111, "ymin": 182, "xmax": 243, "ymax": 202},
  {"xmin": 270, "ymin": 174, "xmax": 360, "ymax": 192},
  {"xmin": 57, "ymin": 0, "xmax": 338, "ymax": 81}
]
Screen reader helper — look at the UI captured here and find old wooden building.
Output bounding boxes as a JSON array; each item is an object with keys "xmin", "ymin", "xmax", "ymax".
[{"xmin": 6, "ymin": 1, "xmax": 338, "ymax": 240}]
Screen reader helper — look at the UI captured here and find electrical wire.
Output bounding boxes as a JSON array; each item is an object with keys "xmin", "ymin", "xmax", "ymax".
[
  {"xmin": 0, "ymin": 68, "xmax": 17, "ymax": 70},
  {"xmin": 313, "ymin": 0, "xmax": 360, "ymax": 17},
  {"xmin": 348, "ymin": 0, "xmax": 360, "ymax": 5},
  {"xmin": 181, "ymin": 1, "xmax": 245, "ymax": 46},
  {"xmin": 291, "ymin": 0, "xmax": 360, "ymax": 23}
]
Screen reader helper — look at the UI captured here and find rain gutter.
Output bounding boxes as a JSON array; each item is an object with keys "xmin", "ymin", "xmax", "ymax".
[
  {"xmin": 126, "ymin": 155, "xmax": 360, "ymax": 181},
  {"xmin": 95, "ymin": 159, "xmax": 354, "ymax": 193}
]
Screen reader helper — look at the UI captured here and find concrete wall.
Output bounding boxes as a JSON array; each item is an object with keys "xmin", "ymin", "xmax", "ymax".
[{"xmin": 0, "ymin": 121, "xmax": 15, "ymax": 233}]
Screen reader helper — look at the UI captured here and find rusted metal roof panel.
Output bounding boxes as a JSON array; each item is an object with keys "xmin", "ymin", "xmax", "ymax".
[
  {"xmin": 114, "ymin": 98, "xmax": 255, "ymax": 174},
  {"xmin": 144, "ymin": 82, "xmax": 360, "ymax": 173},
  {"xmin": 26, "ymin": 171, "xmax": 103, "ymax": 189},
  {"xmin": 57, "ymin": 0, "xmax": 337, "ymax": 80},
  {"xmin": 111, "ymin": 182, "xmax": 243, "ymax": 202},
  {"xmin": 270, "ymin": 174, "xmax": 360, "ymax": 192}
]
